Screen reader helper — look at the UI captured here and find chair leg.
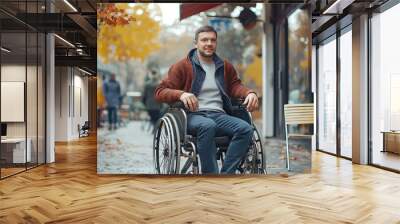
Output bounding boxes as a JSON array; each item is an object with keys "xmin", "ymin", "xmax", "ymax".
[{"xmin": 285, "ymin": 124, "xmax": 290, "ymax": 171}]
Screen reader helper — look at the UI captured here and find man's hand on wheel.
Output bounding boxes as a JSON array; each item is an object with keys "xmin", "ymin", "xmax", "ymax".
[
  {"xmin": 243, "ymin": 93, "xmax": 258, "ymax": 112},
  {"xmin": 179, "ymin": 92, "xmax": 198, "ymax": 112}
]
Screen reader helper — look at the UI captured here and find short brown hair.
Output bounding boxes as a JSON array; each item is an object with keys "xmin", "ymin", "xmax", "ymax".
[{"xmin": 194, "ymin": 25, "xmax": 218, "ymax": 42}]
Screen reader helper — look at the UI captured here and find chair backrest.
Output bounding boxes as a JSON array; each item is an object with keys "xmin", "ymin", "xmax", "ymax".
[{"xmin": 284, "ymin": 103, "xmax": 314, "ymax": 125}]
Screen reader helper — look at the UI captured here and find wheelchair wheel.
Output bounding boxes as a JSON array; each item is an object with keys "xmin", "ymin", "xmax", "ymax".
[
  {"xmin": 164, "ymin": 113, "xmax": 181, "ymax": 174},
  {"xmin": 252, "ymin": 127, "xmax": 266, "ymax": 174},
  {"xmin": 153, "ymin": 117, "xmax": 179, "ymax": 174},
  {"xmin": 239, "ymin": 126, "xmax": 266, "ymax": 174}
]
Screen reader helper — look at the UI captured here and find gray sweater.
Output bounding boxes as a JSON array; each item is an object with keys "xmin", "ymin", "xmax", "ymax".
[{"xmin": 197, "ymin": 60, "xmax": 224, "ymax": 112}]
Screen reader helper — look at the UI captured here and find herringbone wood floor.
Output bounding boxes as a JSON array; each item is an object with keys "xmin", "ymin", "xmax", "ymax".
[{"xmin": 1, "ymin": 135, "xmax": 400, "ymax": 224}]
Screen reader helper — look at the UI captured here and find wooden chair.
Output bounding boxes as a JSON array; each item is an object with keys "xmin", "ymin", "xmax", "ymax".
[{"xmin": 284, "ymin": 103, "xmax": 314, "ymax": 171}]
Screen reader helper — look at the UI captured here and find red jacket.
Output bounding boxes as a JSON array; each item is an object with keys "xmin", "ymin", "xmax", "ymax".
[{"xmin": 154, "ymin": 50, "xmax": 255, "ymax": 104}]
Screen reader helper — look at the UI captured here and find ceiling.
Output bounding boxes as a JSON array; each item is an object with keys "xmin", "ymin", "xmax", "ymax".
[
  {"xmin": 0, "ymin": 0, "xmax": 97, "ymax": 73},
  {"xmin": 310, "ymin": 0, "xmax": 389, "ymax": 43}
]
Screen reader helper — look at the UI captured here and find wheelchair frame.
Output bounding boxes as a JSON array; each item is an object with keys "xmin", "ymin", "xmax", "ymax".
[{"xmin": 153, "ymin": 101, "xmax": 265, "ymax": 175}]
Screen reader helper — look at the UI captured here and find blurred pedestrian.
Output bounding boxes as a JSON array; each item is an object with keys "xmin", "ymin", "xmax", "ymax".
[
  {"xmin": 142, "ymin": 70, "xmax": 163, "ymax": 131},
  {"xmin": 97, "ymin": 75, "xmax": 106, "ymax": 128},
  {"xmin": 103, "ymin": 73, "xmax": 121, "ymax": 130}
]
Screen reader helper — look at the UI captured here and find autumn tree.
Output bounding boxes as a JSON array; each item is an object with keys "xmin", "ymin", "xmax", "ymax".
[{"xmin": 97, "ymin": 3, "xmax": 161, "ymax": 63}]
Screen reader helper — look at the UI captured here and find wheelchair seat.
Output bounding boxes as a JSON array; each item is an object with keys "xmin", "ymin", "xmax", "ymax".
[{"xmin": 186, "ymin": 135, "xmax": 231, "ymax": 151}]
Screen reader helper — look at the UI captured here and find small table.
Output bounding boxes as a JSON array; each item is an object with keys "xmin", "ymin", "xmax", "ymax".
[
  {"xmin": 1, "ymin": 138, "xmax": 31, "ymax": 163},
  {"xmin": 381, "ymin": 131, "xmax": 400, "ymax": 154}
]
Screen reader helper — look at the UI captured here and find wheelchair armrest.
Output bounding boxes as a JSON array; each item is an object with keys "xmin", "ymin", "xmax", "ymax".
[
  {"xmin": 231, "ymin": 98, "xmax": 247, "ymax": 111},
  {"xmin": 168, "ymin": 101, "xmax": 191, "ymax": 114},
  {"xmin": 230, "ymin": 98, "xmax": 252, "ymax": 125},
  {"xmin": 169, "ymin": 101, "xmax": 185, "ymax": 109}
]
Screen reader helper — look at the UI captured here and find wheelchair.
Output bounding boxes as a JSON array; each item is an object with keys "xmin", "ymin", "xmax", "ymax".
[{"xmin": 153, "ymin": 99, "xmax": 265, "ymax": 175}]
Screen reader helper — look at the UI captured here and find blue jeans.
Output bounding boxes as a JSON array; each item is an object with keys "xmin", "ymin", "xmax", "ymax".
[
  {"xmin": 107, "ymin": 106, "xmax": 118, "ymax": 126},
  {"xmin": 187, "ymin": 111, "xmax": 253, "ymax": 174}
]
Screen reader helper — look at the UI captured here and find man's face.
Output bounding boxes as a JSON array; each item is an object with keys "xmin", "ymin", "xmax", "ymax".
[{"xmin": 195, "ymin": 31, "xmax": 217, "ymax": 58}]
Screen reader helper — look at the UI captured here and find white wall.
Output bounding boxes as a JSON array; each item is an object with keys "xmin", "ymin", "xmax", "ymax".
[
  {"xmin": 352, "ymin": 14, "xmax": 369, "ymax": 164},
  {"xmin": 262, "ymin": 4, "xmax": 274, "ymax": 138},
  {"xmin": 311, "ymin": 45, "xmax": 316, "ymax": 151},
  {"xmin": 73, "ymin": 73, "xmax": 89, "ymax": 136},
  {"xmin": 55, "ymin": 66, "xmax": 69, "ymax": 141},
  {"xmin": 1, "ymin": 65, "xmax": 26, "ymax": 81},
  {"xmin": 55, "ymin": 67, "xmax": 89, "ymax": 141}
]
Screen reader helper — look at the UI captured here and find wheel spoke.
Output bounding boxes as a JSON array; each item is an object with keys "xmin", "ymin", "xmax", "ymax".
[{"xmin": 237, "ymin": 127, "xmax": 265, "ymax": 174}]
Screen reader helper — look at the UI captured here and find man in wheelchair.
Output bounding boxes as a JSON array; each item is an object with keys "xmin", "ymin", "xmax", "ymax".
[{"xmin": 154, "ymin": 25, "xmax": 259, "ymax": 174}]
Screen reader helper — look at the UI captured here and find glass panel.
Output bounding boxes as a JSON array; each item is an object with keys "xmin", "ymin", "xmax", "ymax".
[
  {"xmin": 288, "ymin": 9, "xmax": 313, "ymax": 143},
  {"xmin": 1, "ymin": 30, "xmax": 27, "ymax": 177},
  {"xmin": 27, "ymin": 31, "xmax": 38, "ymax": 169},
  {"xmin": 27, "ymin": 0, "xmax": 38, "ymax": 169},
  {"xmin": 339, "ymin": 29, "xmax": 352, "ymax": 158},
  {"xmin": 38, "ymin": 32, "xmax": 45, "ymax": 165},
  {"xmin": 288, "ymin": 9, "xmax": 312, "ymax": 104},
  {"xmin": 1, "ymin": 1, "xmax": 27, "ymax": 12},
  {"xmin": 0, "ymin": 1, "xmax": 46, "ymax": 178},
  {"xmin": 0, "ymin": 1, "xmax": 29, "ymax": 32},
  {"xmin": 371, "ymin": 4, "xmax": 400, "ymax": 171},
  {"xmin": 317, "ymin": 37, "xmax": 337, "ymax": 154}
]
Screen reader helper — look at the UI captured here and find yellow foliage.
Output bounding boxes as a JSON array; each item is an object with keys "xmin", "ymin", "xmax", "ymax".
[
  {"xmin": 98, "ymin": 4, "xmax": 161, "ymax": 63},
  {"xmin": 243, "ymin": 56, "xmax": 263, "ymax": 95},
  {"xmin": 300, "ymin": 48, "xmax": 309, "ymax": 71},
  {"xmin": 97, "ymin": 76, "xmax": 105, "ymax": 108}
]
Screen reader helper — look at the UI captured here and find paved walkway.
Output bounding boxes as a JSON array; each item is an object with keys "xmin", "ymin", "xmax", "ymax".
[
  {"xmin": 97, "ymin": 121, "xmax": 155, "ymax": 174},
  {"xmin": 97, "ymin": 120, "xmax": 311, "ymax": 174}
]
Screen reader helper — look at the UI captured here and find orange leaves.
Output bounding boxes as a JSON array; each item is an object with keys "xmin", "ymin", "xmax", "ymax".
[
  {"xmin": 97, "ymin": 4, "xmax": 135, "ymax": 26},
  {"xmin": 98, "ymin": 4, "xmax": 161, "ymax": 63}
]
